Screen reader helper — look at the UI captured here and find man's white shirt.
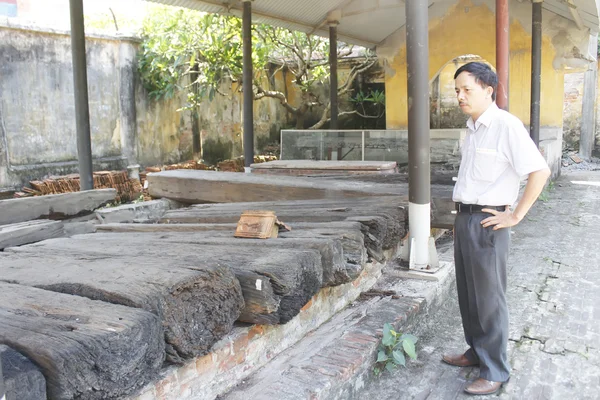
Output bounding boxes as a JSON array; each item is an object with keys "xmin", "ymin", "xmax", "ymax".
[{"xmin": 452, "ymin": 103, "xmax": 548, "ymax": 206}]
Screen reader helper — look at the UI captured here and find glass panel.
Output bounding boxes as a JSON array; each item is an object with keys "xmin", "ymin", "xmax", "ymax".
[{"xmin": 280, "ymin": 129, "xmax": 464, "ymax": 166}]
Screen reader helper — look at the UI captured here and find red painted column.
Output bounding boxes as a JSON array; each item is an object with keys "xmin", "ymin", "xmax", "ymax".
[{"xmin": 496, "ymin": 0, "xmax": 509, "ymax": 110}]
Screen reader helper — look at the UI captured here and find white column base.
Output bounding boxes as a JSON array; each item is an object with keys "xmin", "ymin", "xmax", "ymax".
[{"xmin": 399, "ymin": 202, "xmax": 439, "ymax": 271}]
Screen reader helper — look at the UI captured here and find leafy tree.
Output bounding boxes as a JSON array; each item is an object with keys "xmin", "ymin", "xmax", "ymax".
[{"xmin": 138, "ymin": 6, "xmax": 378, "ymax": 131}]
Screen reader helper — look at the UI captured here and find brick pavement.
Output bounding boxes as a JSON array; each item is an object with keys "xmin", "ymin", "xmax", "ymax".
[{"xmin": 359, "ymin": 170, "xmax": 600, "ymax": 399}]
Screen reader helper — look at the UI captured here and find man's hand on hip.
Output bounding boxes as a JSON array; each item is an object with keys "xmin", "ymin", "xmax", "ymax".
[{"xmin": 480, "ymin": 207, "xmax": 521, "ymax": 230}]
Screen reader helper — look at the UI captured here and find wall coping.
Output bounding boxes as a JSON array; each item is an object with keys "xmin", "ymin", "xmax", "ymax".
[{"xmin": 0, "ymin": 17, "xmax": 141, "ymax": 43}]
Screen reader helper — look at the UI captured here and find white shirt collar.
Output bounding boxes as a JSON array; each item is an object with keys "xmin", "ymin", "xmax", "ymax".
[{"xmin": 466, "ymin": 102, "xmax": 499, "ymax": 131}]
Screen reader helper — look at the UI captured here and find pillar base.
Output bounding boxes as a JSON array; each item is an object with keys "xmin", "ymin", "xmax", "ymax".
[{"xmin": 399, "ymin": 236, "xmax": 440, "ymax": 273}]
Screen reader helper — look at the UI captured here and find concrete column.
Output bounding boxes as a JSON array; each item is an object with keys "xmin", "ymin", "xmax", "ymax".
[
  {"xmin": 530, "ymin": 0, "xmax": 542, "ymax": 146},
  {"xmin": 406, "ymin": 0, "xmax": 434, "ymax": 270},
  {"xmin": 118, "ymin": 39, "xmax": 138, "ymax": 167},
  {"xmin": 69, "ymin": 0, "xmax": 94, "ymax": 190},
  {"xmin": 496, "ymin": 0, "xmax": 509, "ymax": 110},
  {"xmin": 580, "ymin": 33, "xmax": 598, "ymax": 160},
  {"xmin": 329, "ymin": 23, "xmax": 339, "ymax": 130},
  {"xmin": 242, "ymin": 0, "xmax": 254, "ymax": 170}
]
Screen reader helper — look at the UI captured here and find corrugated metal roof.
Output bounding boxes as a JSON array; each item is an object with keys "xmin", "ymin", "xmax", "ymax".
[{"xmin": 146, "ymin": 0, "xmax": 600, "ymax": 47}]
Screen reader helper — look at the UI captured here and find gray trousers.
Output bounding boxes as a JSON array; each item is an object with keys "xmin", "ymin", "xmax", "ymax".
[{"xmin": 454, "ymin": 212, "xmax": 511, "ymax": 382}]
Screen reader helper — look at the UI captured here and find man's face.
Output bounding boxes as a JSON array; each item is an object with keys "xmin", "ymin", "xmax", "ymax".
[{"xmin": 455, "ymin": 71, "xmax": 492, "ymax": 119}]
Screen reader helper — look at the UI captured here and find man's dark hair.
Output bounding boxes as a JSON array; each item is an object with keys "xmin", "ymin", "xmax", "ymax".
[{"xmin": 454, "ymin": 62, "xmax": 498, "ymax": 101}]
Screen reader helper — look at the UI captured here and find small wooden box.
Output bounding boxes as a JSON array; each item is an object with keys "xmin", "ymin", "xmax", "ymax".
[{"xmin": 234, "ymin": 210, "xmax": 279, "ymax": 239}]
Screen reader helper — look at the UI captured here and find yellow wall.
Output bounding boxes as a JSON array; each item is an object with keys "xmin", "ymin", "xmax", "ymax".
[{"xmin": 386, "ymin": 0, "xmax": 563, "ymax": 129}]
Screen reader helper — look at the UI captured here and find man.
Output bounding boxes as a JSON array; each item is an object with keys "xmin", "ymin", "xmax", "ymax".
[{"xmin": 442, "ymin": 62, "xmax": 551, "ymax": 395}]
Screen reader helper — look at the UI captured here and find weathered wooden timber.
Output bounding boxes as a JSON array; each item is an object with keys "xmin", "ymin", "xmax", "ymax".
[
  {"xmin": 0, "ymin": 344, "xmax": 47, "ymax": 400},
  {"xmin": 73, "ymin": 232, "xmax": 348, "ymax": 287},
  {"xmin": 146, "ymin": 171, "xmax": 456, "ymax": 228},
  {"xmin": 0, "ymin": 282, "xmax": 164, "ymax": 400},
  {"xmin": 0, "ymin": 220, "xmax": 64, "ymax": 250},
  {"xmin": 0, "ymin": 252, "xmax": 244, "ymax": 364},
  {"xmin": 95, "ymin": 222, "xmax": 368, "ymax": 282},
  {"xmin": 6, "ymin": 237, "xmax": 322, "ymax": 325},
  {"xmin": 146, "ymin": 170, "xmax": 405, "ymax": 204},
  {"xmin": 159, "ymin": 198, "xmax": 406, "ymax": 261},
  {"xmin": 249, "ymin": 160, "xmax": 398, "ymax": 175},
  {"xmin": 0, "ymin": 189, "xmax": 116, "ymax": 225}
]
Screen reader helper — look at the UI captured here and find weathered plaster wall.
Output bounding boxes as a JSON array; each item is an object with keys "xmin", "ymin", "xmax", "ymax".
[
  {"xmin": 563, "ymin": 71, "xmax": 585, "ymax": 149},
  {"xmin": 0, "ymin": 21, "xmax": 133, "ymax": 189},
  {"xmin": 0, "ymin": 21, "xmax": 298, "ymax": 189},
  {"xmin": 382, "ymin": 0, "xmax": 570, "ymax": 131}
]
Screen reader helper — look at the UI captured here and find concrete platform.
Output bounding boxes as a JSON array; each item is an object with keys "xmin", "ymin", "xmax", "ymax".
[{"xmin": 250, "ymin": 160, "xmax": 398, "ymax": 175}]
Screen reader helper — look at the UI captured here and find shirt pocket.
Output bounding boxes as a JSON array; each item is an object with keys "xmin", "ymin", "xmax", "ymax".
[{"xmin": 471, "ymin": 148, "xmax": 498, "ymax": 183}]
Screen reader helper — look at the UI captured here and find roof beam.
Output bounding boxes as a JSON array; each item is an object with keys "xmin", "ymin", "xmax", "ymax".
[{"xmin": 565, "ymin": 0, "xmax": 586, "ymax": 29}]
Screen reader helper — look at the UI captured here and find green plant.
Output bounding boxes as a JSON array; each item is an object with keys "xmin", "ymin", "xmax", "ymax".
[
  {"xmin": 373, "ymin": 323, "xmax": 418, "ymax": 376},
  {"xmin": 351, "ymin": 89, "xmax": 386, "ymax": 120},
  {"xmin": 137, "ymin": 6, "xmax": 377, "ymax": 129}
]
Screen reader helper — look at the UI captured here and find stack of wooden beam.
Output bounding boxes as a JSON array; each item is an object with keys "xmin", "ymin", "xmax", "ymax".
[{"xmin": 19, "ymin": 171, "xmax": 142, "ymax": 203}]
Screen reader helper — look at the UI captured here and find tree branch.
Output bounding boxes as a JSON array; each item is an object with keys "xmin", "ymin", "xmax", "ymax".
[{"xmin": 254, "ymin": 83, "xmax": 298, "ymax": 115}]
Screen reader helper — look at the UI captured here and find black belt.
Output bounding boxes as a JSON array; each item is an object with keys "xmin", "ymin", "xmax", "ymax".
[{"xmin": 455, "ymin": 202, "xmax": 506, "ymax": 213}]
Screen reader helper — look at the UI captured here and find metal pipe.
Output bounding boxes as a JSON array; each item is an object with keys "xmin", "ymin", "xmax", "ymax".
[
  {"xmin": 329, "ymin": 24, "xmax": 339, "ymax": 130},
  {"xmin": 69, "ymin": 0, "xmax": 94, "ymax": 190},
  {"xmin": 361, "ymin": 130, "xmax": 365, "ymax": 161},
  {"xmin": 530, "ymin": 0, "xmax": 542, "ymax": 146},
  {"xmin": 496, "ymin": 0, "xmax": 510, "ymax": 110},
  {"xmin": 406, "ymin": 0, "xmax": 431, "ymax": 268},
  {"xmin": 242, "ymin": 0, "xmax": 254, "ymax": 170}
]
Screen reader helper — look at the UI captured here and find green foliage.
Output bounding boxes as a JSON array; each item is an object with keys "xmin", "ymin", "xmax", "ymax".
[
  {"xmin": 137, "ymin": 6, "xmax": 367, "ymax": 116},
  {"xmin": 373, "ymin": 323, "xmax": 418, "ymax": 376},
  {"xmin": 137, "ymin": 5, "xmax": 381, "ymax": 131}
]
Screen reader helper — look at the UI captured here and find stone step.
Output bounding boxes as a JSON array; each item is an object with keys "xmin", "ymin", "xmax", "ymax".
[{"xmin": 220, "ymin": 246, "xmax": 456, "ymax": 400}]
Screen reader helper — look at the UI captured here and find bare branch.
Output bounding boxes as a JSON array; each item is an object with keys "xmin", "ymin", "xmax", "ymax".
[
  {"xmin": 254, "ymin": 83, "xmax": 298, "ymax": 115},
  {"xmin": 338, "ymin": 59, "xmax": 377, "ymax": 97}
]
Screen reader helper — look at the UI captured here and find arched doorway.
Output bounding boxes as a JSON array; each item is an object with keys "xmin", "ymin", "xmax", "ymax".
[{"xmin": 429, "ymin": 55, "xmax": 494, "ymax": 129}]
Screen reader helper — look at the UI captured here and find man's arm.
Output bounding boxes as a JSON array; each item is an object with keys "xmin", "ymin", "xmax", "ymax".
[{"xmin": 481, "ymin": 167, "xmax": 551, "ymax": 230}]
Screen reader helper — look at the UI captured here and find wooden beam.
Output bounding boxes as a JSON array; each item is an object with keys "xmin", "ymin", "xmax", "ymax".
[
  {"xmin": 0, "ymin": 189, "xmax": 116, "ymax": 225},
  {"xmin": 566, "ymin": 0, "xmax": 585, "ymax": 30},
  {"xmin": 0, "ymin": 282, "xmax": 164, "ymax": 400},
  {"xmin": 0, "ymin": 250, "xmax": 245, "ymax": 364},
  {"xmin": 0, "ymin": 220, "xmax": 64, "ymax": 250}
]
